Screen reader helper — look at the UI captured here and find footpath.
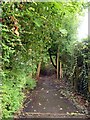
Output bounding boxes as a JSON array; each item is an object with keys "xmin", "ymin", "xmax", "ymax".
[{"xmin": 14, "ymin": 74, "xmax": 89, "ymax": 119}]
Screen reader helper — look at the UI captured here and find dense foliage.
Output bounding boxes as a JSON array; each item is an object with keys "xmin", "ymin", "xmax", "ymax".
[
  {"xmin": 1, "ymin": 1, "xmax": 89, "ymax": 119},
  {"xmin": 70, "ymin": 38, "xmax": 90, "ymax": 100},
  {"xmin": 64, "ymin": 37, "xmax": 90, "ymax": 100}
]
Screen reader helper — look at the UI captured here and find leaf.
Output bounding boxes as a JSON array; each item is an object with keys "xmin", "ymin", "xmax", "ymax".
[
  {"xmin": 33, "ymin": 18, "xmax": 42, "ymax": 27},
  {"xmin": 60, "ymin": 108, "xmax": 63, "ymax": 110},
  {"xmin": 41, "ymin": 88, "xmax": 44, "ymax": 90},
  {"xmin": 14, "ymin": 29, "xmax": 19, "ymax": 36},
  {"xmin": 2, "ymin": 28, "xmax": 9, "ymax": 32},
  {"xmin": 31, "ymin": 106, "xmax": 33, "ymax": 108},
  {"xmin": 29, "ymin": 7, "xmax": 35, "ymax": 11},
  {"xmin": 34, "ymin": 110, "xmax": 36, "ymax": 112},
  {"xmin": 59, "ymin": 28, "xmax": 67, "ymax": 36},
  {"xmin": 55, "ymin": 94, "xmax": 57, "ymax": 96},
  {"xmin": 39, "ymin": 103, "xmax": 41, "ymax": 106},
  {"xmin": 70, "ymin": 112, "xmax": 78, "ymax": 116},
  {"xmin": 41, "ymin": 16, "xmax": 46, "ymax": 20},
  {"xmin": 46, "ymin": 91, "xmax": 49, "ymax": 94}
]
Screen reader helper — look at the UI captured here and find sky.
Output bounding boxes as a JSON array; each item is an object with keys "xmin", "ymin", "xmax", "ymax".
[{"xmin": 77, "ymin": 9, "xmax": 88, "ymax": 41}]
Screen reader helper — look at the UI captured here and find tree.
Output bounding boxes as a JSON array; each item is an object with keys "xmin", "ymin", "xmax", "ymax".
[{"xmin": 1, "ymin": 1, "xmax": 89, "ymax": 118}]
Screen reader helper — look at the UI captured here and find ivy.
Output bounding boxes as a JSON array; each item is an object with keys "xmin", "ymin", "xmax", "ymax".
[{"xmin": 1, "ymin": 1, "xmax": 89, "ymax": 118}]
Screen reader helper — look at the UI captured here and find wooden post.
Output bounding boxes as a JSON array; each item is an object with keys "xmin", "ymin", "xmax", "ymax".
[
  {"xmin": 60, "ymin": 61, "xmax": 62, "ymax": 79},
  {"xmin": 57, "ymin": 47, "xmax": 60, "ymax": 80},
  {"xmin": 36, "ymin": 61, "xmax": 42, "ymax": 80}
]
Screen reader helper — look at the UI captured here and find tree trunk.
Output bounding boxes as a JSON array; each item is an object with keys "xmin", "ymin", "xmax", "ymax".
[
  {"xmin": 36, "ymin": 61, "xmax": 42, "ymax": 80},
  {"xmin": 48, "ymin": 48, "xmax": 57, "ymax": 69}
]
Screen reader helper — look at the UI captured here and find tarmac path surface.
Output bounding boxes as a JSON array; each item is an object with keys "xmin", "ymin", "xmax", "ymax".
[{"xmin": 14, "ymin": 75, "xmax": 87, "ymax": 119}]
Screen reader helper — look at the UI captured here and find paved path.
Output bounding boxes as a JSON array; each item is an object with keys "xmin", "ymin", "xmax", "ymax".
[{"xmin": 15, "ymin": 75, "xmax": 86, "ymax": 119}]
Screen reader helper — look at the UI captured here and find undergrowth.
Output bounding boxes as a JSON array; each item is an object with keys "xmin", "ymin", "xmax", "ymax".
[{"xmin": 1, "ymin": 69, "xmax": 36, "ymax": 119}]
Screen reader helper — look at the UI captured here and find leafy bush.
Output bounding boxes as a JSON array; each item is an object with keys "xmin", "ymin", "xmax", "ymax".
[
  {"xmin": 2, "ymin": 85, "xmax": 24, "ymax": 118},
  {"xmin": 25, "ymin": 77, "xmax": 37, "ymax": 90},
  {"xmin": 1, "ymin": 2, "xmax": 88, "ymax": 119},
  {"xmin": 1, "ymin": 68, "xmax": 36, "ymax": 119},
  {"xmin": 64, "ymin": 38, "xmax": 90, "ymax": 99}
]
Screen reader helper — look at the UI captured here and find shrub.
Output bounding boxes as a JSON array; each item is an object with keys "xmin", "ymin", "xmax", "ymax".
[
  {"xmin": 25, "ymin": 77, "xmax": 37, "ymax": 90},
  {"xmin": 1, "ymin": 68, "xmax": 36, "ymax": 119}
]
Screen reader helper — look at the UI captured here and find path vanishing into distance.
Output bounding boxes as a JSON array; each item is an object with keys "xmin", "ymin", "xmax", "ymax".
[{"xmin": 14, "ymin": 73, "xmax": 88, "ymax": 119}]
